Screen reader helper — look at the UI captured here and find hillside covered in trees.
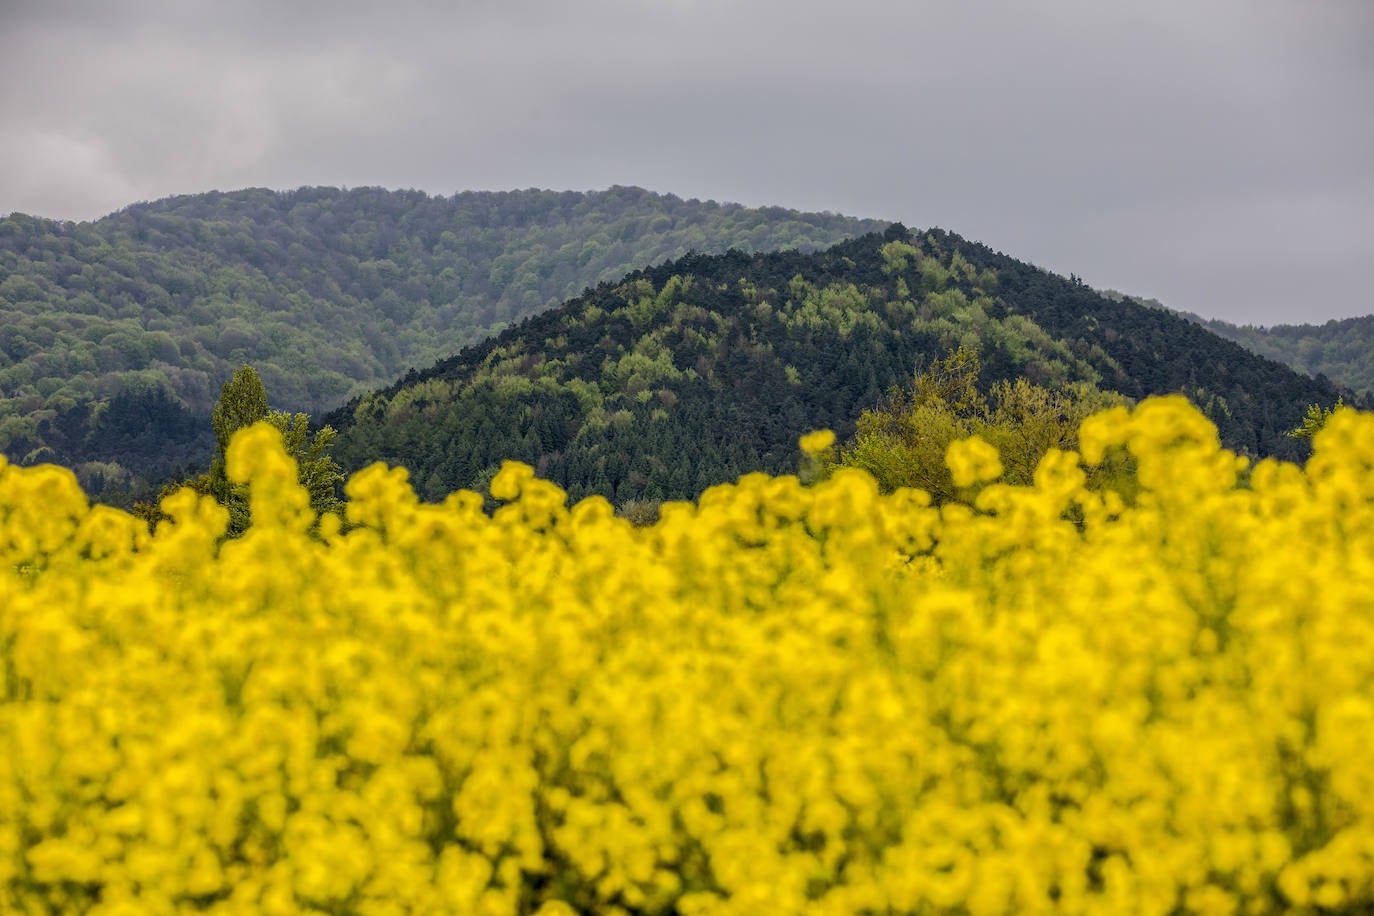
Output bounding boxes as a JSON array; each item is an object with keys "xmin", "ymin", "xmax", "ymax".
[
  {"xmin": 327, "ymin": 226, "xmax": 1356, "ymax": 506},
  {"xmin": 1096, "ymin": 289, "xmax": 1374, "ymax": 398},
  {"xmin": 1200, "ymin": 315, "xmax": 1374, "ymax": 398},
  {"xmin": 0, "ymin": 186, "xmax": 885, "ymax": 497}
]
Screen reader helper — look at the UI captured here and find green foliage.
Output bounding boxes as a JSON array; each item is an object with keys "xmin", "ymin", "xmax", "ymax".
[
  {"xmin": 211, "ymin": 365, "xmax": 270, "ymax": 458},
  {"xmin": 1105, "ymin": 289, "xmax": 1374, "ymax": 400},
  {"xmin": 1287, "ymin": 398, "xmax": 1345, "ymax": 440},
  {"xmin": 9, "ymin": 195, "xmax": 1354, "ymax": 512},
  {"xmin": 1203, "ymin": 315, "xmax": 1374, "ymax": 398},
  {"xmin": 205, "ymin": 367, "xmax": 272, "ymax": 535},
  {"xmin": 326, "ymin": 227, "xmax": 1338, "ymax": 510},
  {"xmin": 834, "ymin": 347, "xmax": 1128, "ymax": 503},
  {"xmin": 265, "ymin": 412, "xmax": 344, "ymax": 521},
  {"xmin": 139, "ymin": 365, "xmax": 343, "ymax": 536},
  {"xmin": 617, "ymin": 499, "xmax": 663, "ymax": 527},
  {"xmin": 0, "ymin": 186, "xmax": 884, "ymax": 495}
]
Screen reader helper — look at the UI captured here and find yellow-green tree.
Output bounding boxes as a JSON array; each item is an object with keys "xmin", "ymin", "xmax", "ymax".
[
  {"xmin": 138, "ymin": 365, "xmax": 343, "ymax": 535},
  {"xmin": 831, "ymin": 346, "xmax": 1128, "ymax": 503},
  {"xmin": 1287, "ymin": 397, "xmax": 1345, "ymax": 441}
]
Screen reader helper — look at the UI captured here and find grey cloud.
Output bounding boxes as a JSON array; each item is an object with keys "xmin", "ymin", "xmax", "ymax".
[{"xmin": 0, "ymin": 0, "xmax": 1370, "ymax": 324}]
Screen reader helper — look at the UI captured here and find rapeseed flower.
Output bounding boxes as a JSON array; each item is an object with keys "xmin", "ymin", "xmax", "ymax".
[{"xmin": 0, "ymin": 400, "xmax": 1372, "ymax": 913}]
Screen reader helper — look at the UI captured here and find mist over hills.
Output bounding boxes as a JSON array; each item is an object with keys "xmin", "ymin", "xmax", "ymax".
[{"xmin": 0, "ymin": 186, "xmax": 884, "ymax": 496}]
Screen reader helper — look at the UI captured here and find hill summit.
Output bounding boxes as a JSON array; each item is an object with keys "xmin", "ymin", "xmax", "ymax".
[{"xmin": 326, "ymin": 226, "xmax": 1353, "ymax": 505}]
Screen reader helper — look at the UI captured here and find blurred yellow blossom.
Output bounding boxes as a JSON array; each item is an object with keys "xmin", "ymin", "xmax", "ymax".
[
  {"xmin": 798, "ymin": 429, "xmax": 836, "ymax": 454},
  {"xmin": 945, "ymin": 433, "xmax": 1003, "ymax": 487},
  {"xmin": 0, "ymin": 402, "xmax": 1372, "ymax": 913}
]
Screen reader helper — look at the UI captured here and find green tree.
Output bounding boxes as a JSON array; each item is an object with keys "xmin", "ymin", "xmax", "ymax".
[
  {"xmin": 1286, "ymin": 397, "xmax": 1345, "ymax": 441},
  {"xmin": 832, "ymin": 347, "xmax": 1127, "ymax": 504},
  {"xmin": 138, "ymin": 365, "xmax": 343, "ymax": 536},
  {"xmin": 211, "ymin": 365, "xmax": 270, "ymax": 458}
]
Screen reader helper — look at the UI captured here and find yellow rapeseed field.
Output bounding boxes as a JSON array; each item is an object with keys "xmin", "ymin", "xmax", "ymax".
[{"xmin": 2, "ymin": 396, "xmax": 1372, "ymax": 915}]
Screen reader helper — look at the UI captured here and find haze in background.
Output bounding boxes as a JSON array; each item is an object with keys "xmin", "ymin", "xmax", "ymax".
[{"xmin": 1, "ymin": 0, "xmax": 1370, "ymax": 325}]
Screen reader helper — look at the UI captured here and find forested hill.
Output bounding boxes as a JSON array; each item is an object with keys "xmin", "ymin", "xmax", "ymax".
[
  {"xmin": 327, "ymin": 226, "xmax": 1354, "ymax": 505},
  {"xmin": 1096, "ymin": 289, "xmax": 1374, "ymax": 399},
  {"xmin": 0, "ymin": 186, "xmax": 884, "ymax": 495},
  {"xmin": 1198, "ymin": 315, "xmax": 1374, "ymax": 398}
]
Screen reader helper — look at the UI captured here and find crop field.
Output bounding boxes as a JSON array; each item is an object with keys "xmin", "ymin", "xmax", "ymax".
[{"xmin": 2, "ymin": 397, "xmax": 1372, "ymax": 914}]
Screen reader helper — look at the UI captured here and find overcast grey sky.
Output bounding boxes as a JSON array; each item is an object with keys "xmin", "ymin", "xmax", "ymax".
[{"xmin": 1, "ymin": 0, "xmax": 1370, "ymax": 325}]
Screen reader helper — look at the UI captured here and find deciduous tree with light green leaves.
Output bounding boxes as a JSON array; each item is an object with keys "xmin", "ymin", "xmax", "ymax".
[
  {"xmin": 138, "ymin": 365, "xmax": 343, "ymax": 536},
  {"xmin": 828, "ymin": 346, "xmax": 1129, "ymax": 504},
  {"xmin": 1287, "ymin": 397, "xmax": 1346, "ymax": 441}
]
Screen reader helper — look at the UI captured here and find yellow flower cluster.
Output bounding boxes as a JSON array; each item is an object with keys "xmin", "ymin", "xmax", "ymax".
[
  {"xmin": 798, "ymin": 430, "xmax": 836, "ymax": 455},
  {"xmin": 944, "ymin": 434, "xmax": 1003, "ymax": 488},
  {"xmin": 2, "ymin": 395, "xmax": 1373, "ymax": 915}
]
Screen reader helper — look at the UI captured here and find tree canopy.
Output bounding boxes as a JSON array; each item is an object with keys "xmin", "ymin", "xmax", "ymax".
[
  {"xmin": 0, "ymin": 186, "xmax": 883, "ymax": 501},
  {"xmin": 137, "ymin": 365, "xmax": 342, "ymax": 536},
  {"xmin": 830, "ymin": 346, "xmax": 1128, "ymax": 504},
  {"xmin": 324, "ymin": 228, "xmax": 1354, "ymax": 510},
  {"xmin": 1203, "ymin": 315, "xmax": 1374, "ymax": 398},
  {"xmin": 1286, "ymin": 397, "xmax": 1346, "ymax": 441}
]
